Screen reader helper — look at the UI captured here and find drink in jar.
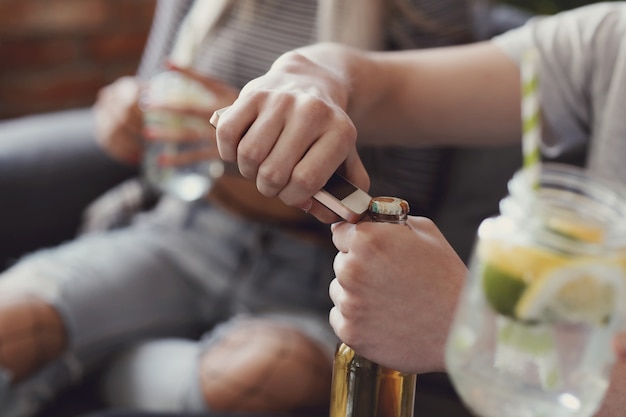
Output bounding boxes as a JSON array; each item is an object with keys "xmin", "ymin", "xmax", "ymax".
[{"xmin": 446, "ymin": 164, "xmax": 626, "ymax": 417}]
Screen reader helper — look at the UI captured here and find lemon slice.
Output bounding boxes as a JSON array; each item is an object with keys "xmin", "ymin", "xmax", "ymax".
[
  {"xmin": 545, "ymin": 216, "xmax": 605, "ymax": 244},
  {"xmin": 478, "ymin": 240, "xmax": 568, "ymax": 284},
  {"xmin": 515, "ymin": 262, "xmax": 625, "ymax": 324},
  {"xmin": 479, "ymin": 240, "xmax": 568, "ymax": 318}
]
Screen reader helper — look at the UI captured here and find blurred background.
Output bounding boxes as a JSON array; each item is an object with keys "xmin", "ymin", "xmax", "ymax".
[
  {"xmin": 502, "ymin": 0, "xmax": 615, "ymax": 14},
  {"xmin": 0, "ymin": 0, "xmax": 617, "ymax": 121},
  {"xmin": 0, "ymin": 0, "xmax": 156, "ymax": 120}
]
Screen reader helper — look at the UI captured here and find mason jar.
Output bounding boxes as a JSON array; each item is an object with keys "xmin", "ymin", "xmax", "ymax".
[{"xmin": 446, "ymin": 163, "xmax": 626, "ymax": 417}]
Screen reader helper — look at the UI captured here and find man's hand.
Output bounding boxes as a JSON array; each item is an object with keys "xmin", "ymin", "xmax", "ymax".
[
  {"xmin": 213, "ymin": 46, "xmax": 370, "ymax": 219},
  {"xmin": 329, "ymin": 216, "xmax": 467, "ymax": 374}
]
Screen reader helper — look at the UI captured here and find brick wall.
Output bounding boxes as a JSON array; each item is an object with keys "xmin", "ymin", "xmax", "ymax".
[{"xmin": 0, "ymin": 0, "xmax": 156, "ymax": 120}]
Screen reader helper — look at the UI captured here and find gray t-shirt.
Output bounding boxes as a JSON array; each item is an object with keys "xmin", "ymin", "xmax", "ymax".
[{"xmin": 492, "ymin": 2, "xmax": 626, "ymax": 185}]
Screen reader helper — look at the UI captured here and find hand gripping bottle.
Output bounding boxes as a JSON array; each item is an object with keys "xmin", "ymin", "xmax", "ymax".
[{"xmin": 329, "ymin": 196, "xmax": 417, "ymax": 417}]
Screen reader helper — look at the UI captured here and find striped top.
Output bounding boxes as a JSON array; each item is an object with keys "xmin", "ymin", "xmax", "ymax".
[
  {"xmin": 138, "ymin": 0, "xmax": 476, "ymax": 216},
  {"xmin": 138, "ymin": 0, "xmax": 319, "ymax": 86}
]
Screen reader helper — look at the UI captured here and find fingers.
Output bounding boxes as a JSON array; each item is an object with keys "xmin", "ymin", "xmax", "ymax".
[
  {"xmin": 157, "ymin": 146, "xmax": 222, "ymax": 167},
  {"xmin": 237, "ymin": 107, "xmax": 289, "ymax": 183},
  {"xmin": 104, "ymin": 131, "xmax": 144, "ymax": 165},
  {"xmin": 123, "ymin": 81, "xmax": 145, "ymax": 137},
  {"xmin": 143, "ymin": 118, "xmax": 215, "ymax": 143},
  {"xmin": 143, "ymin": 103, "xmax": 216, "ymax": 121},
  {"xmin": 213, "ymin": 102, "xmax": 254, "ymax": 162},
  {"xmin": 93, "ymin": 77, "xmax": 144, "ymax": 165},
  {"xmin": 328, "ymin": 257, "xmax": 368, "ymax": 351},
  {"xmin": 209, "ymin": 46, "xmax": 362, "ymax": 210},
  {"xmin": 291, "ymin": 198, "xmax": 341, "ymax": 224},
  {"xmin": 164, "ymin": 60, "xmax": 239, "ymax": 107},
  {"xmin": 271, "ymin": 120, "xmax": 356, "ymax": 203},
  {"xmin": 328, "ymin": 306, "xmax": 342, "ymax": 339},
  {"xmin": 328, "ymin": 279, "xmax": 348, "ymax": 340},
  {"xmin": 343, "ymin": 149, "xmax": 371, "ymax": 192},
  {"xmin": 215, "ymin": 94, "xmax": 360, "ymax": 207},
  {"xmin": 330, "ymin": 220, "xmax": 354, "ymax": 252},
  {"xmin": 304, "ymin": 200, "xmax": 342, "ymax": 224}
]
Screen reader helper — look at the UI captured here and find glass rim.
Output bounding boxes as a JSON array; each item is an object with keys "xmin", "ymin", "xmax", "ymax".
[{"xmin": 505, "ymin": 163, "xmax": 626, "ymax": 251}]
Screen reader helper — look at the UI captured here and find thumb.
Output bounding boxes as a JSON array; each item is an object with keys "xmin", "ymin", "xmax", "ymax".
[{"xmin": 342, "ymin": 149, "xmax": 370, "ymax": 193}]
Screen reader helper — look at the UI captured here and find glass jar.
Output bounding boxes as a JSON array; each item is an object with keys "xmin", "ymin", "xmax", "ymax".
[
  {"xmin": 329, "ymin": 196, "xmax": 417, "ymax": 417},
  {"xmin": 446, "ymin": 163, "xmax": 626, "ymax": 417}
]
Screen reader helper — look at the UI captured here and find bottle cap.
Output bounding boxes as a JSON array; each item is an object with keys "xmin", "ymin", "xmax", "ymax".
[{"xmin": 368, "ymin": 196, "xmax": 409, "ymax": 222}]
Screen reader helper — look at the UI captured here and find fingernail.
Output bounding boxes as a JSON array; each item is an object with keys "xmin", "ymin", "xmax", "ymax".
[{"xmin": 298, "ymin": 199, "xmax": 313, "ymax": 214}]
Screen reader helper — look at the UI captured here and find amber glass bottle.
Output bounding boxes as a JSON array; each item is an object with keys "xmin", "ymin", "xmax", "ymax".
[{"xmin": 329, "ymin": 196, "xmax": 417, "ymax": 417}]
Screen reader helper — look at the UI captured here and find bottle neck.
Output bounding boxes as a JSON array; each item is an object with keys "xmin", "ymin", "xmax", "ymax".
[
  {"xmin": 367, "ymin": 196, "xmax": 409, "ymax": 224},
  {"xmin": 369, "ymin": 212, "xmax": 407, "ymax": 224}
]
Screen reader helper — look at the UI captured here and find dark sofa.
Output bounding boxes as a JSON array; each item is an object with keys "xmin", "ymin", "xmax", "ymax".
[{"xmin": 0, "ymin": 109, "xmax": 137, "ymax": 272}]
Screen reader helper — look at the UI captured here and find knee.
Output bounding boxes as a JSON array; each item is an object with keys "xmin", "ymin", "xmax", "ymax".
[
  {"xmin": 0, "ymin": 292, "xmax": 67, "ymax": 382},
  {"xmin": 198, "ymin": 321, "xmax": 332, "ymax": 413}
]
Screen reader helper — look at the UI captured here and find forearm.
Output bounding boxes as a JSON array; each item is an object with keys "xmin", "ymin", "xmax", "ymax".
[
  {"xmin": 214, "ymin": 40, "xmax": 525, "ymax": 208},
  {"xmin": 292, "ymin": 41, "xmax": 523, "ymax": 147}
]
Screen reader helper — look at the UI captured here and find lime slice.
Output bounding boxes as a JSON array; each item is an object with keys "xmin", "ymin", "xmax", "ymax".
[
  {"xmin": 515, "ymin": 262, "xmax": 625, "ymax": 324},
  {"xmin": 479, "ymin": 240, "xmax": 567, "ymax": 318},
  {"xmin": 482, "ymin": 263, "xmax": 527, "ymax": 317},
  {"xmin": 477, "ymin": 240, "xmax": 568, "ymax": 284}
]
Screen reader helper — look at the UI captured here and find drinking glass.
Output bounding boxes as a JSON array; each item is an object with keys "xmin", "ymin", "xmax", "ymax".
[
  {"xmin": 142, "ymin": 71, "xmax": 224, "ymax": 202},
  {"xmin": 446, "ymin": 163, "xmax": 626, "ymax": 417}
]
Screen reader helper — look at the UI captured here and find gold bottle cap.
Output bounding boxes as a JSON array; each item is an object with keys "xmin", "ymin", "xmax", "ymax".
[{"xmin": 368, "ymin": 196, "xmax": 409, "ymax": 223}]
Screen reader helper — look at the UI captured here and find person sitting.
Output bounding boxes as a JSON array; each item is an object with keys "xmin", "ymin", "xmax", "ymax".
[{"xmin": 0, "ymin": 0, "xmax": 531, "ymax": 416}]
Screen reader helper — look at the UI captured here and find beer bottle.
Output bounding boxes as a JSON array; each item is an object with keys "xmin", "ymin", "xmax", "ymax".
[{"xmin": 329, "ymin": 196, "xmax": 417, "ymax": 417}]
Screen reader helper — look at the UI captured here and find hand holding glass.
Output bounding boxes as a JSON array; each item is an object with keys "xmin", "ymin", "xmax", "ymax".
[{"xmin": 142, "ymin": 71, "xmax": 224, "ymax": 202}]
